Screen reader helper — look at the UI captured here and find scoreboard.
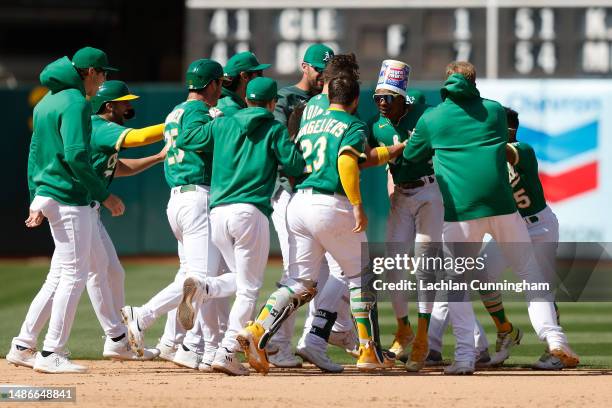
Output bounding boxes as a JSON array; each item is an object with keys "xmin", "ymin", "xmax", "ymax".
[{"xmin": 185, "ymin": 0, "xmax": 612, "ymax": 80}]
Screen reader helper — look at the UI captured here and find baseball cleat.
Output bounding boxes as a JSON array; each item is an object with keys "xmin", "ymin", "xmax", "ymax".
[
  {"xmin": 155, "ymin": 341, "xmax": 178, "ymax": 362},
  {"xmin": 296, "ymin": 344, "xmax": 343, "ymax": 373},
  {"xmin": 424, "ymin": 349, "xmax": 444, "ymax": 366},
  {"xmin": 405, "ymin": 337, "xmax": 428, "ymax": 372},
  {"xmin": 444, "ymin": 360, "xmax": 475, "ymax": 375},
  {"xmin": 268, "ymin": 342, "xmax": 302, "ymax": 368},
  {"xmin": 388, "ymin": 323, "xmax": 415, "ymax": 363},
  {"xmin": 33, "ymin": 351, "xmax": 87, "ymax": 374},
  {"xmin": 198, "ymin": 348, "xmax": 216, "ymax": 372},
  {"xmin": 328, "ymin": 329, "xmax": 360, "ymax": 358},
  {"xmin": 236, "ymin": 321, "xmax": 269, "ymax": 375},
  {"xmin": 211, "ymin": 347, "xmax": 250, "ymax": 376},
  {"xmin": 532, "ymin": 350, "xmax": 564, "ymax": 370},
  {"xmin": 172, "ymin": 344, "xmax": 202, "ymax": 369},
  {"xmin": 6, "ymin": 344, "xmax": 37, "ymax": 368},
  {"xmin": 488, "ymin": 324, "xmax": 522, "ymax": 366},
  {"xmin": 475, "ymin": 349, "xmax": 491, "ymax": 368},
  {"xmin": 356, "ymin": 341, "xmax": 394, "ymax": 372},
  {"xmin": 121, "ymin": 305, "xmax": 145, "ymax": 357},
  {"xmin": 550, "ymin": 345, "xmax": 579, "ymax": 368},
  {"xmin": 178, "ymin": 277, "xmax": 199, "ymax": 331},
  {"xmin": 103, "ymin": 337, "xmax": 159, "ymax": 361}
]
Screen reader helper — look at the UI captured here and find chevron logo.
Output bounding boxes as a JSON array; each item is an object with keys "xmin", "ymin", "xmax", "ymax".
[{"xmin": 519, "ymin": 121, "xmax": 599, "ymax": 203}]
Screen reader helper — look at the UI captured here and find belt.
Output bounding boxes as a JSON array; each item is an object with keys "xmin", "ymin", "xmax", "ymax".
[
  {"xmin": 172, "ymin": 184, "xmax": 209, "ymax": 195},
  {"xmin": 397, "ymin": 175, "xmax": 435, "ymax": 190},
  {"xmin": 299, "ymin": 187, "xmax": 346, "ymax": 197},
  {"xmin": 524, "ymin": 215, "xmax": 539, "ymax": 224}
]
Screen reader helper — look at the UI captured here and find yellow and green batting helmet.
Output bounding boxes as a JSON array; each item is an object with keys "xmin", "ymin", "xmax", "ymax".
[{"xmin": 91, "ymin": 80, "xmax": 139, "ymax": 114}]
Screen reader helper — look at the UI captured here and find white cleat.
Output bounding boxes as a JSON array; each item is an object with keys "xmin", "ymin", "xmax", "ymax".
[
  {"xmin": 211, "ymin": 348, "xmax": 250, "ymax": 376},
  {"xmin": 268, "ymin": 343, "xmax": 302, "ymax": 368},
  {"xmin": 33, "ymin": 351, "xmax": 87, "ymax": 374},
  {"xmin": 198, "ymin": 347, "xmax": 216, "ymax": 372},
  {"xmin": 172, "ymin": 344, "xmax": 202, "ymax": 369},
  {"xmin": 6, "ymin": 344, "xmax": 37, "ymax": 368},
  {"xmin": 328, "ymin": 329, "xmax": 359, "ymax": 358},
  {"xmin": 532, "ymin": 350, "xmax": 565, "ymax": 370},
  {"xmin": 120, "ymin": 306, "xmax": 145, "ymax": 357},
  {"xmin": 178, "ymin": 277, "xmax": 209, "ymax": 331},
  {"xmin": 296, "ymin": 344, "xmax": 343, "ymax": 373},
  {"xmin": 103, "ymin": 337, "xmax": 160, "ymax": 361},
  {"xmin": 156, "ymin": 341, "xmax": 178, "ymax": 362},
  {"xmin": 444, "ymin": 360, "xmax": 475, "ymax": 375}
]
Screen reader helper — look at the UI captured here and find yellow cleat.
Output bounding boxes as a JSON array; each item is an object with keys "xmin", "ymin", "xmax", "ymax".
[
  {"xmin": 236, "ymin": 321, "xmax": 269, "ymax": 375},
  {"xmin": 405, "ymin": 338, "xmax": 428, "ymax": 372},
  {"xmin": 357, "ymin": 341, "xmax": 394, "ymax": 372},
  {"xmin": 389, "ymin": 324, "xmax": 415, "ymax": 362}
]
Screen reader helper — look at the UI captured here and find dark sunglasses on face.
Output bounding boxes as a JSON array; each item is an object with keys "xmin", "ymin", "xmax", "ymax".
[
  {"xmin": 307, "ymin": 63, "xmax": 324, "ymax": 74},
  {"xmin": 373, "ymin": 93, "xmax": 399, "ymax": 104}
]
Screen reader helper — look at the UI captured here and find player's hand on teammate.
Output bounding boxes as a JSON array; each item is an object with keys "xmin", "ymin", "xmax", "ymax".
[
  {"xmin": 25, "ymin": 209, "xmax": 45, "ymax": 228},
  {"xmin": 158, "ymin": 142, "xmax": 170, "ymax": 161},
  {"xmin": 209, "ymin": 107, "xmax": 224, "ymax": 119},
  {"xmin": 103, "ymin": 194, "xmax": 125, "ymax": 216},
  {"xmin": 352, "ymin": 204, "xmax": 368, "ymax": 233}
]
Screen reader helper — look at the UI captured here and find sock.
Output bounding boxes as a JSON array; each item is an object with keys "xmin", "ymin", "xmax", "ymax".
[
  {"xmin": 111, "ymin": 333, "xmax": 126, "ymax": 342},
  {"xmin": 41, "ymin": 351, "xmax": 53, "ymax": 357},
  {"xmin": 395, "ymin": 315, "xmax": 412, "ymax": 336},
  {"xmin": 15, "ymin": 345, "xmax": 28, "ymax": 351},
  {"xmin": 350, "ymin": 287, "xmax": 375, "ymax": 346},
  {"xmin": 480, "ymin": 290, "xmax": 512, "ymax": 333},
  {"xmin": 415, "ymin": 313, "xmax": 431, "ymax": 343}
]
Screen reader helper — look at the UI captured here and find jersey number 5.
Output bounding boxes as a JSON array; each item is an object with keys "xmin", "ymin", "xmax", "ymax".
[
  {"xmin": 513, "ymin": 188, "xmax": 532, "ymax": 209},
  {"xmin": 301, "ymin": 137, "xmax": 327, "ymax": 173}
]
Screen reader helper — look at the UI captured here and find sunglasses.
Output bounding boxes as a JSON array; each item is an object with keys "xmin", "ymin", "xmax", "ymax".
[
  {"xmin": 373, "ymin": 93, "xmax": 400, "ymax": 104},
  {"xmin": 307, "ymin": 63, "xmax": 324, "ymax": 74}
]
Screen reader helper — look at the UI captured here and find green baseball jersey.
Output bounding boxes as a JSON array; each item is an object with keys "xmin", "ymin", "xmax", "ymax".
[
  {"xmin": 403, "ymin": 74, "xmax": 516, "ymax": 222},
  {"xmin": 90, "ymin": 115, "xmax": 132, "ymax": 187},
  {"xmin": 508, "ymin": 142, "xmax": 547, "ymax": 217},
  {"xmin": 301, "ymin": 93, "xmax": 330, "ymax": 125},
  {"xmin": 163, "ymin": 99, "xmax": 214, "ymax": 188},
  {"xmin": 296, "ymin": 108, "xmax": 367, "ymax": 195},
  {"xmin": 217, "ymin": 88, "xmax": 246, "ymax": 117},
  {"xmin": 273, "ymin": 85, "xmax": 311, "ymax": 125},
  {"xmin": 175, "ymin": 107, "xmax": 305, "ymax": 216},
  {"xmin": 367, "ymin": 113, "xmax": 433, "ymax": 183},
  {"xmin": 28, "ymin": 56, "xmax": 109, "ymax": 205}
]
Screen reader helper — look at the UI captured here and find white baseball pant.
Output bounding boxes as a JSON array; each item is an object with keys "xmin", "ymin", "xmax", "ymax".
[
  {"xmin": 13, "ymin": 196, "xmax": 97, "ymax": 353},
  {"xmin": 211, "ymin": 203, "xmax": 270, "ymax": 352},
  {"xmin": 386, "ymin": 180, "xmax": 444, "ymax": 317},
  {"xmin": 443, "ymin": 211, "xmax": 567, "ymax": 363}
]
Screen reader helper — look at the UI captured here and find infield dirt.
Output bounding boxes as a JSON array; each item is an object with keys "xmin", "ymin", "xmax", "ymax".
[{"xmin": 1, "ymin": 360, "xmax": 611, "ymax": 408}]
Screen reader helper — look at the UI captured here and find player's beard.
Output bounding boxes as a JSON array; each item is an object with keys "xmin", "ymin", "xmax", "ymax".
[{"xmin": 124, "ymin": 108, "xmax": 135, "ymax": 120}]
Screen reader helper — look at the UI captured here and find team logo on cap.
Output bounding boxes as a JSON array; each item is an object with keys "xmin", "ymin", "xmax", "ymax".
[{"xmin": 323, "ymin": 51, "xmax": 332, "ymax": 62}]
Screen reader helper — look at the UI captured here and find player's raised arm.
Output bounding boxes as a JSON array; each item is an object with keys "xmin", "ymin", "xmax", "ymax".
[
  {"xmin": 273, "ymin": 126, "xmax": 306, "ymax": 177},
  {"xmin": 175, "ymin": 117, "xmax": 217, "ymax": 152}
]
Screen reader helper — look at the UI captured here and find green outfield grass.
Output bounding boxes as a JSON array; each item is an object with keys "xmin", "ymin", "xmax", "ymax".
[{"xmin": 1, "ymin": 259, "xmax": 611, "ymax": 368}]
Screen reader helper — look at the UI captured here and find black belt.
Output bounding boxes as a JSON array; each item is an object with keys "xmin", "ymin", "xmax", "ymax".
[
  {"xmin": 525, "ymin": 215, "xmax": 539, "ymax": 224},
  {"xmin": 397, "ymin": 176, "xmax": 434, "ymax": 190}
]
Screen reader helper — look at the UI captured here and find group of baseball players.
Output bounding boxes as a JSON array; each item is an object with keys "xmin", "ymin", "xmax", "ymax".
[{"xmin": 6, "ymin": 42, "xmax": 579, "ymax": 375}]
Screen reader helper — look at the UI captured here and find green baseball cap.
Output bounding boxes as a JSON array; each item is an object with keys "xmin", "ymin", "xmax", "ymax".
[
  {"xmin": 406, "ymin": 89, "xmax": 426, "ymax": 105},
  {"xmin": 246, "ymin": 77, "xmax": 279, "ymax": 102},
  {"xmin": 224, "ymin": 52, "xmax": 271, "ymax": 77},
  {"xmin": 91, "ymin": 80, "xmax": 139, "ymax": 114},
  {"xmin": 303, "ymin": 43, "xmax": 335, "ymax": 70},
  {"xmin": 186, "ymin": 59, "xmax": 223, "ymax": 90},
  {"xmin": 72, "ymin": 47, "xmax": 118, "ymax": 72}
]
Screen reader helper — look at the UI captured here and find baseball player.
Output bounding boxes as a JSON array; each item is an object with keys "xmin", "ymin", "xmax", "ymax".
[
  {"xmin": 175, "ymin": 77, "xmax": 306, "ymax": 376},
  {"xmin": 269, "ymin": 44, "xmax": 361, "ymax": 370},
  {"xmin": 7, "ymin": 79, "xmax": 165, "ymax": 366},
  {"xmin": 121, "ymin": 59, "xmax": 235, "ymax": 372},
  {"xmin": 239, "ymin": 76, "xmax": 406, "ymax": 375},
  {"xmin": 480, "ymin": 107, "xmax": 573, "ymax": 369},
  {"xmin": 366, "ymin": 60, "xmax": 444, "ymax": 371},
  {"xmin": 402, "ymin": 61, "xmax": 578, "ymax": 374},
  {"xmin": 217, "ymin": 51, "xmax": 270, "ymax": 116},
  {"xmin": 7, "ymin": 47, "xmax": 124, "ymax": 373}
]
